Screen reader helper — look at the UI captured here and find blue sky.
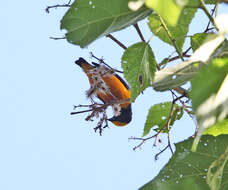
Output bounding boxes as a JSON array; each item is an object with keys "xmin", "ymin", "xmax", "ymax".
[{"xmin": 1, "ymin": 1, "xmax": 227, "ymax": 190}]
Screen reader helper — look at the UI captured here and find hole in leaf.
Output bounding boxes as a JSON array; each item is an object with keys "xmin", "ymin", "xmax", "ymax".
[
  {"xmin": 184, "ymin": 9, "xmax": 188, "ymax": 15},
  {"xmin": 162, "ymin": 116, "xmax": 166, "ymax": 120},
  {"xmin": 152, "ymin": 125, "xmax": 159, "ymax": 129},
  {"xmin": 172, "ymin": 75, "xmax": 177, "ymax": 79},
  {"xmin": 138, "ymin": 75, "xmax": 143, "ymax": 87}
]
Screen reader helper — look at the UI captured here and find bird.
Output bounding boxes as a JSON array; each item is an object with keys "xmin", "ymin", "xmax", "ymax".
[{"xmin": 75, "ymin": 57, "xmax": 132, "ymax": 126}]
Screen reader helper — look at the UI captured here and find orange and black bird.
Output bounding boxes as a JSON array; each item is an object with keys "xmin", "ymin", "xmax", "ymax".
[{"xmin": 75, "ymin": 57, "xmax": 132, "ymax": 126}]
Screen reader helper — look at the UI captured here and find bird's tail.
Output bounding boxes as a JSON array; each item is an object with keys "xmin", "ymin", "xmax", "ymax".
[{"xmin": 75, "ymin": 57, "xmax": 94, "ymax": 72}]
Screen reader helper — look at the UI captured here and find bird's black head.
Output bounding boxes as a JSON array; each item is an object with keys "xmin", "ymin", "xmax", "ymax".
[{"xmin": 108, "ymin": 104, "xmax": 132, "ymax": 126}]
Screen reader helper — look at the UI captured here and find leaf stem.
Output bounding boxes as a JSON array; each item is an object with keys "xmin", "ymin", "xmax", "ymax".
[{"xmin": 158, "ymin": 15, "xmax": 184, "ymax": 61}]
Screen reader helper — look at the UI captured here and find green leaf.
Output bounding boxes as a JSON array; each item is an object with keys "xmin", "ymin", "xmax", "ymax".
[
  {"xmin": 148, "ymin": 7, "xmax": 196, "ymax": 51},
  {"xmin": 190, "ymin": 34, "xmax": 226, "ymax": 63},
  {"xmin": 60, "ymin": 0, "xmax": 152, "ymax": 47},
  {"xmin": 190, "ymin": 58, "xmax": 228, "ymax": 151},
  {"xmin": 140, "ymin": 135, "xmax": 228, "ymax": 190},
  {"xmin": 152, "ymin": 38, "xmax": 227, "ymax": 92},
  {"xmin": 191, "ymin": 33, "xmax": 210, "ymax": 52},
  {"xmin": 143, "ymin": 102, "xmax": 183, "ymax": 136},
  {"xmin": 203, "ymin": 119, "xmax": 228, "ymax": 136},
  {"xmin": 145, "ymin": 0, "xmax": 183, "ymax": 26},
  {"xmin": 158, "ymin": 58, "xmax": 169, "ymax": 68},
  {"xmin": 121, "ymin": 42, "xmax": 156, "ymax": 102},
  {"xmin": 152, "ymin": 61, "xmax": 206, "ymax": 91},
  {"xmin": 190, "ymin": 58, "xmax": 228, "ymax": 112}
]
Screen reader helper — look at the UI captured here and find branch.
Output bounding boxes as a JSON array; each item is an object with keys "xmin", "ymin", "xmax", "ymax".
[
  {"xmin": 199, "ymin": 0, "xmax": 219, "ymax": 31},
  {"xmin": 106, "ymin": 34, "xmax": 127, "ymax": 50},
  {"xmin": 171, "ymin": 90, "xmax": 194, "ymax": 127},
  {"xmin": 133, "ymin": 23, "xmax": 145, "ymax": 42},
  {"xmin": 130, "ymin": 93, "xmax": 188, "ymax": 159},
  {"xmin": 203, "ymin": 5, "xmax": 217, "ymax": 33},
  {"xmin": 167, "ymin": 47, "xmax": 191, "ymax": 62}
]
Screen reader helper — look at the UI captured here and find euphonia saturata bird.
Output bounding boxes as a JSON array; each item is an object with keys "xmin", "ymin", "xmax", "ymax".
[{"xmin": 75, "ymin": 57, "xmax": 132, "ymax": 126}]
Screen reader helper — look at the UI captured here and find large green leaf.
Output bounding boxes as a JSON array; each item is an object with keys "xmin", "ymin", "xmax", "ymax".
[
  {"xmin": 190, "ymin": 58, "xmax": 228, "ymax": 111},
  {"xmin": 191, "ymin": 58, "xmax": 228, "ymax": 151},
  {"xmin": 140, "ymin": 135, "xmax": 228, "ymax": 190},
  {"xmin": 145, "ymin": 0, "xmax": 183, "ymax": 26},
  {"xmin": 147, "ymin": 7, "xmax": 196, "ymax": 51},
  {"xmin": 152, "ymin": 35, "xmax": 227, "ymax": 92},
  {"xmin": 60, "ymin": 0, "xmax": 152, "ymax": 47},
  {"xmin": 143, "ymin": 102, "xmax": 183, "ymax": 136},
  {"xmin": 121, "ymin": 42, "xmax": 156, "ymax": 102}
]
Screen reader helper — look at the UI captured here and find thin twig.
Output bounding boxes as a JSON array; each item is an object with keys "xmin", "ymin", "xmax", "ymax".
[
  {"xmin": 129, "ymin": 129, "xmax": 163, "ymax": 151},
  {"xmin": 168, "ymin": 48, "xmax": 191, "ymax": 62},
  {"xmin": 155, "ymin": 145, "xmax": 171, "ymax": 160},
  {"xmin": 133, "ymin": 23, "xmax": 145, "ymax": 42},
  {"xmin": 71, "ymin": 99, "xmax": 130, "ymax": 135},
  {"xmin": 71, "ymin": 99, "xmax": 130, "ymax": 115},
  {"xmin": 45, "ymin": 0, "xmax": 71, "ymax": 13},
  {"xmin": 171, "ymin": 90, "xmax": 195, "ymax": 129},
  {"xmin": 71, "ymin": 109, "xmax": 95, "ymax": 115},
  {"xmin": 90, "ymin": 52, "xmax": 123, "ymax": 73},
  {"xmin": 49, "ymin": 36, "xmax": 66, "ymax": 40},
  {"xmin": 106, "ymin": 34, "xmax": 127, "ymax": 50}
]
